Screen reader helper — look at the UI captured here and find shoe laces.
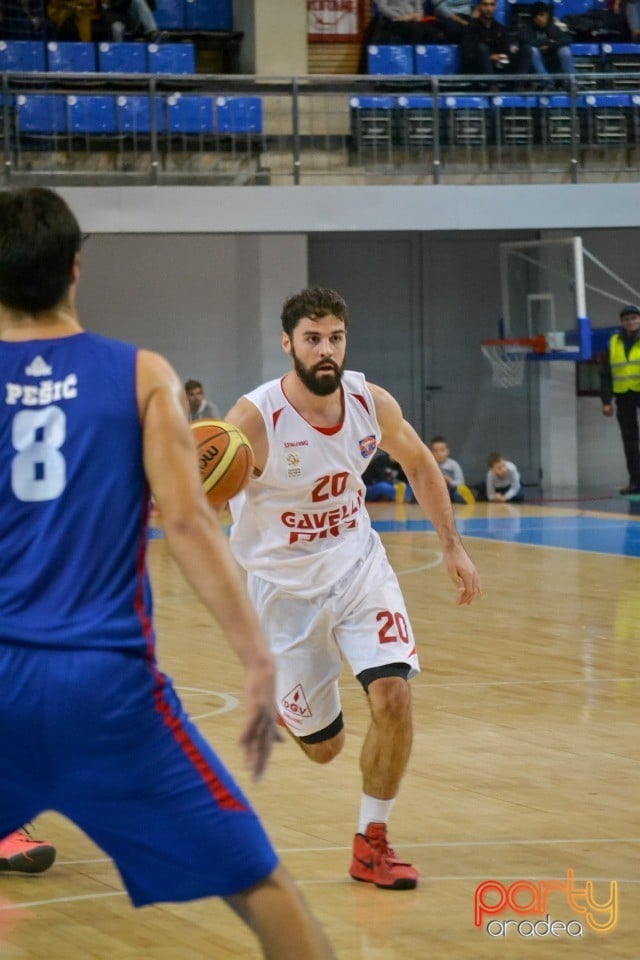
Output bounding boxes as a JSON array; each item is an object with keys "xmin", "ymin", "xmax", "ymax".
[{"xmin": 367, "ymin": 825, "xmax": 397, "ymax": 862}]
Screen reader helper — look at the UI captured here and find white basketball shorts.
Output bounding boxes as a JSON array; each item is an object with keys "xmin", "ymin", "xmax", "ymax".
[{"xmin": 247, "ymin": 531, "xmax": 420, "ymax": 738}]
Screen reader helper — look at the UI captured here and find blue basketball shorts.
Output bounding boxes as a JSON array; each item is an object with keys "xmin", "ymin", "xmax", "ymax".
[{"xmin": 0, "ymin": 643, "xmax": 278, "ymax": 906}]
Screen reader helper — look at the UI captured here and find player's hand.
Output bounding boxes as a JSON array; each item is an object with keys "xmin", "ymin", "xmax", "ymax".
[
  {"xmin": 442, "ymin": 543, "xmax": 482, "ymax": 606},
  {"xmin": 240, "ymin": 659, "xmax": 283, "ymax": 781}
]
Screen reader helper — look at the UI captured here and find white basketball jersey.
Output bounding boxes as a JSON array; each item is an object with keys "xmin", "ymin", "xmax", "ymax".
[{"xmin": 229, "ymin": 371, "xmax": 382, "ymax": 597}]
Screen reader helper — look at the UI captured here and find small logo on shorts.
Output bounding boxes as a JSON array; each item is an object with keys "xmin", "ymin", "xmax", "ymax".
[{"xmin": 282, "ymin": 684, "xmax": 312, "ymax": 722}]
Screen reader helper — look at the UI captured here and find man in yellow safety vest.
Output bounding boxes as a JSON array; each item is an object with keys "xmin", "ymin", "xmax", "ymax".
[{"xmin": 601, "ymin": 304, "xmax": 640, "ymax": 495}]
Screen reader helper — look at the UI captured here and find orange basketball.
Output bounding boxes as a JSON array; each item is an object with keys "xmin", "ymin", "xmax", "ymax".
[{"xmin": 191, "ymin": 419, "xmax": 254, "ymax": 506}]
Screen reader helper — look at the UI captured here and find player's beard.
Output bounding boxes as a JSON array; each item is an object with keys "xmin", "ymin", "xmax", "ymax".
[{"xmin": 291, "ymin": 347, "xmax": 344, "ymax": 396}]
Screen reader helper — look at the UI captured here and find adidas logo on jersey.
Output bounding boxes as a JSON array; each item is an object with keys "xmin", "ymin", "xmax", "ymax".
[{"xmin": 25, "ymin": 356, "xmax": 53, "ymax": 377}]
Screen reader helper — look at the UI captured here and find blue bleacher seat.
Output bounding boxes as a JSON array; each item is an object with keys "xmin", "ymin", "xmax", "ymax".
[
  {"xmin": 582, "ymin": 92, "xmax": 631, "ymax": 144},
  {"xmin": 397, "ymin": 94, "xmax": 435, "ymax": 146},
  {"xmin": 553, "ymin": 0, "xmax": 604, "ymax": 16},
  {"xmin": 440, "ymin": 95, "xmax": 490, "ymax": 146},
  {"xmin": 167, "ymin": 94, "xmax": 215, "ymax": 133},
  {"xmin": 147, "ymin": 42, "xmax": 196, "ymax": 74},
  {"xmin": 349, "ymin": 95, "xmax": 395, "ymax": 156},
  {"xmin": 98, "ymin": 42, "xmax": 147, "ymax": 74},
  {"xmin": 116, "ymin": 95, "xmax": 165, "ymax": 133},
  {"xmin": 16, "ymin": 94, "xmax": 66, "ymax": 133},
  {"xmin": 538, "ymin": 94, "xmax": 577, "ymax": 146},
  {"xmin": 184, "ymin": 0, "xmax": 232, "ymax": 30},
  {"xmin": 492, "ymin": 95, "xmax": 539, "ymax": 146},
  {"xmin": 0, "ymin": 40, "xmax": 45, "ymax": 72},
  {"xmin": 602, "ymin": 43, "xmax": 640, "ymax": 87},
  {"xmin": 67, "ymin": 95, "xmax": 117, "ymax": 134},
  {"xmin": 494, "ymin": 0, "xmax": 511, "ymax": 24},
  {"xmin": 47, "ymin": 41, "xmax": 96, "ymax": 73},
  {"xmin": 571, "ymin": 43, "xmax": 601, "ymax": 57},
  {"xmin": 367, "ymin": 45, "xmax": 414, "ymax": 75},
  {"xmin": 215, "ymin": 96, "xmax": 262, "ymax": 133},
  {"xmin": 570, "ymin": 43, "xmax": 602, "ymax": 85},
  {"xmin": 154, "ymin": 0, "xmax": 186, "ymax": 28},
  {"xmin": 415, "ymin": 44, "xmax": 460, "ymax": 76}
]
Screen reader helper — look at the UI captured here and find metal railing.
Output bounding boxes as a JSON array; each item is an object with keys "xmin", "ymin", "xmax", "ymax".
[{"xmin": 3, "ymin": 70, "xmax": 640, "ymax": 185}]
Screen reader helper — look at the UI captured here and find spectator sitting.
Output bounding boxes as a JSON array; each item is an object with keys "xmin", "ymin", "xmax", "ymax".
[
  {"xmin": 47, "ymin": 0, "xmax": 165, "ymax": 41},
  {"xmin": 486, "ymin": 451, "xmax": 524, "ymax": 502},
  {"xmin": 373, "ymin": 0, "xmax": 445, "ymax": 43},
  {"xmin": 432, "ymin": 0, "xmax": 476, "ymax": 42},
  {"xmin": 613, "ymin": 0, "xmax": 640, "ymax": 42},
  {"xmin": 430, "ymin": 435, "xmax": 475, "ymax": 504},
  {"xmin": 185, "ymin": 379, "xmax": 221, "ymax": 422},
  {"xmin": 519, "ymin": 2, "xmax": 574, "ymax": 79},
  {"xmin": 363, "ymin": 449, "xmax": 413, "ymax": 503},
  {"xmin": 461, "ymin": 0, "xmax": 530, "ymax": 75},
  {"xmin": 99, "ymin": 0, "xmax": 167, "ymax": 42},
  {"xmin": 47, "ymin": 0, "xmax": 98, "ymax": 41}
]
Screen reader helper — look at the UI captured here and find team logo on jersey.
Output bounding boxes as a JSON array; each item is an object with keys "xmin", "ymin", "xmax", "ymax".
[
  {"xmin": 359, "ymin": 435, "xmax": 377, "ymax": 458},
  {"xmin": 286, "ymin": 452, "xmax": 302, "ymax": 478},
  {"xmin": 25, "ymin": 356, "xmax": 52, "ymax": 377},
  {"xmin": 281, "ymin": 684, "xmax": 312, "ymax": 725}
]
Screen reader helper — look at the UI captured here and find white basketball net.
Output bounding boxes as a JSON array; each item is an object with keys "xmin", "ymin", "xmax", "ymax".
[{"xmin": 481, "ymin": 342, "xmax": 530, "ymax": 388}]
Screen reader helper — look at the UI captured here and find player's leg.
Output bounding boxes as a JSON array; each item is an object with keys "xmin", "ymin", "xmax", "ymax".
[
  {"xmin": 336, "ymin": 538, "xmax": 420, "ymax": 889},
  {"xmin": 225, "ymin": 862, "xmax": 337, "ymax": 960},
  {"xmin": 248, "ymin": 574, "xmax": 346, "ymax": 764},
  {"xmin": 615, "ymin": 392, "xmax": 640, "ymax": 489},
  {"xmin": 48, "ymin": 649, "xmax": 337, "ymax": 958},
  {"xmin": 359, "ymin": 671, "xmax": 413, "ymax": 801},
  {"xmin": 0, "ymin": 645, "xmax": 56, "ymax": 874}
]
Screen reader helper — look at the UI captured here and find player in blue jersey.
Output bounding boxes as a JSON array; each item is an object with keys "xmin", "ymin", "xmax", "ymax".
[{"xmin": 0, "ymin": 187, "xmax": 336, "ymax": 960}]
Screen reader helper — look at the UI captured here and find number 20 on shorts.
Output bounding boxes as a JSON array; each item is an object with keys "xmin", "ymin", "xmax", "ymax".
[{"xmin": 376, "ymin": 610, "xmax": 410, "ymax": 645}]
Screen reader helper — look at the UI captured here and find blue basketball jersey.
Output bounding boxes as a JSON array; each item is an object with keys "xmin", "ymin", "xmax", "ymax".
[{"xmin": 0, "ymin": 331, "xmax": 154, "ymax": 651}]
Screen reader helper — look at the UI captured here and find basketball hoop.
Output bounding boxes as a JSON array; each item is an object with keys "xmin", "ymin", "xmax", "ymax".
[{"xmin": 480, "ymin": 337, "xmax": 546, "ymax": 388}]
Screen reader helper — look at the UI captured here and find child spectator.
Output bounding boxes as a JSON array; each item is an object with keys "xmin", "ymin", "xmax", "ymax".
[
  {"xmin": 486, "ymin": 452, "xmax": 524, "ymax": 502},
  {"xmin": 363, "ymin": 449, "xmax": 413, "ymax": 503},
  {"xmin": 430, "ymin": 436, "xmax": 475, "ymax": 504}
]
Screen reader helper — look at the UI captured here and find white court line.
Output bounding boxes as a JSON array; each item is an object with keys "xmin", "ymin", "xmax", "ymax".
[
  {"xmin": 55, "ymin": 835, "xmax": 640, "ymax": 867},
  {"xmin": 175, "ymin": 687, "xmax": 239, "ymax": 721},
  {"xmin": 3, "ymin": 874, "xmax": 637, "ymax": 910},
  {"xmin": 395, "ymin": 550, "xmax": 443, "ymax": 576},
  {"xmin": 0, "ymin": 891, "xmax": 125, "ymax": 910},
  {"xmin": 418, "ymin": 676, "xmax": 640, "ymax": 688}
]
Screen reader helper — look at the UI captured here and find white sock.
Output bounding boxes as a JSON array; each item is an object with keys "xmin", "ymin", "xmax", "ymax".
[{"xmin": 358, "ymin": 794, "xmax": 396, "ymax": 834}]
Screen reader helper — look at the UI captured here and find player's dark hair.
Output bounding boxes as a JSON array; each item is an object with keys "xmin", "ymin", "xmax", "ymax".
[
  {"xmin": 488, "ymin": 451, "xmax": 504, "ymax": 467},
  {"xmin": 0, "ymin": 187, "xmax": 82, "ymax": 313},
  {"xmin": 281, "ymin": 287, "xmax": 348, "ymax": 336}
]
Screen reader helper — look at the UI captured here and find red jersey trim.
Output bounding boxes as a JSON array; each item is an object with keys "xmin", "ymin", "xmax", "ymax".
[
  {"xmin": 134, "ymin": 488, "xmax": 247, "ymax": 814},
  {"xmin": 350, "ymin": 392, "xmax": 371, "ymax": 414},
  {"xmin": 279, "ymin": 377, "xmax": 346, "ymax": 435}
]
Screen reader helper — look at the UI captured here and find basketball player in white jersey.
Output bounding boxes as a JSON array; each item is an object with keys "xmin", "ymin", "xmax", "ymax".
[{"xmin": 227, "ymin": 287, "xmax": 481, "ymax": 890}]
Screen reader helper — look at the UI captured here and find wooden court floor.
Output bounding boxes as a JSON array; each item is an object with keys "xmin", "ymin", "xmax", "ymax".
[{"xmin": 1, "ymin": 502, "xmax": 639, "ymax": 959}]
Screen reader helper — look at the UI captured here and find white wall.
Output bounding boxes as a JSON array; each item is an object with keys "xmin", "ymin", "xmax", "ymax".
[
  {"xmin": 77, "ymin": 233, "xmax": 307, "ymax": 415},
  {"xmin": 68, "ymin": 189, "xmax": 640, "ymax": 494}
]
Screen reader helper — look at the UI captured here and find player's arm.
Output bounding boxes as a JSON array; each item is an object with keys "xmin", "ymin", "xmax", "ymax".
[
  {"xmin": 137, "ymin": 350, "xmax": 277, "ymax": 780},
  {"xmin": 224, "ymin": 397, "xmax": 269, "ymax": 475},
  {"xmin": 369, "ymin": 382, "xmax": 482, "ymax": 606}
]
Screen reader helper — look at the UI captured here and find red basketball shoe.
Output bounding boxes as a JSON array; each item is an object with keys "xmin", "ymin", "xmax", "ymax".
[
  {"xmin": 349, "ymin": 822, "xmax": 418, "ymax": 890},
  {"xmin": 0, "ymin": 827, "xmax": 56, "ymax": 874}
]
